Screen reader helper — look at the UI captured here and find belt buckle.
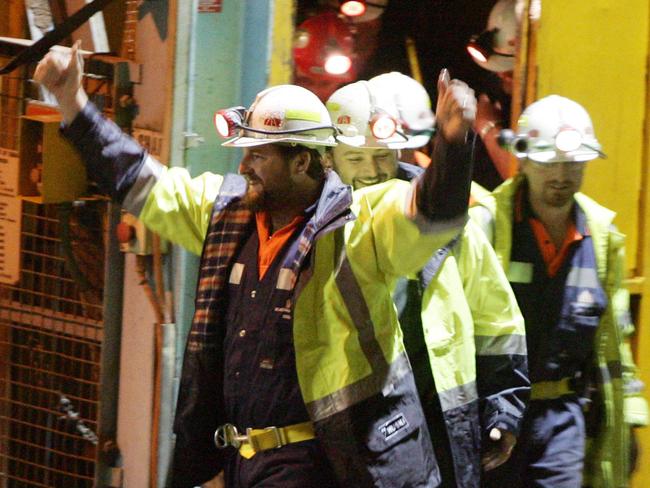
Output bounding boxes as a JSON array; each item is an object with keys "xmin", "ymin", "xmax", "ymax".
[
  {"xmin": 248, "ymin": 426, "xmax": 283, "ymax": 451},
  {"xmin": 214, "ymin": 423, "xmax": 247, "ymax": 449}
]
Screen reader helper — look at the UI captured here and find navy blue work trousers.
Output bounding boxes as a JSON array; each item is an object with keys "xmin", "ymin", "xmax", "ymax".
[
  {"xmin": 483, "ymin": 397, "xmax": 585, "ymax": 488},
  {"xmin": 224, "ymin": 439, "xmax": 340, "ymax": 488}
]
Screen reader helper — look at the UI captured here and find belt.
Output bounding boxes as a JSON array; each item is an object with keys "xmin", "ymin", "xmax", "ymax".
[
  {"xmin": 214, "ymin": 421, "xmax": 316, "ymax": 459},
  {"xmin": 530, "ymin": 377, "xmax": 575, "ymax": 401}
]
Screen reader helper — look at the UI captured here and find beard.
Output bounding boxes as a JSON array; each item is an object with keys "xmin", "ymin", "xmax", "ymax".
[
  {"xmin": 243, "ymin": 186, "xmax": 266, "ymax": 211},
  {"xmin": 542, "ymin": 183, "xmax": 577, "ymax": 208},
  {"xmin": 242, "ymin": 177, "xmax": 298, "ymax": 212}
]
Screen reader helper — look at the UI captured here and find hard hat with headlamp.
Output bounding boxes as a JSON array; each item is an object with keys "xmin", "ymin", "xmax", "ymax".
[
  {"xmin": 369, "ymin": 72, "xmax": 435, "ymax": 149},
  {"xmin": 467, "ymin": 0, "xmax": 520, "ymax": 73},
  {"xmin": 213, "ymin": 85, "xmax": 338, "ymax": 151},
  {"xmin": 498, "ymin": 95, "xmax": 605, "ymax": 163},
  {"xmin": 326, "ymin": 80, "xmax": 407, "ymax": 148},
  {"xmin": 293, "ymin": 12, "xmax": 356, "ymax": 83}
]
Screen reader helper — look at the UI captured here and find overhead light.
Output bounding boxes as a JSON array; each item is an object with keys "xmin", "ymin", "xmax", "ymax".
[
  {"xmin": 214, "ymin": 107, "xmax": 246, "ymax": 138},
  {"xmin": 340, "ymin": 1, "xmax": 367, "ymax": 17},
  {"xmin": 324, "ymin": 53, "xmax": 352, "ymax": 75}
]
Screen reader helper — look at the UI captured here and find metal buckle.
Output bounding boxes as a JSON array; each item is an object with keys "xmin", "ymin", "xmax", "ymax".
[{"xmin": 214, "ymin": 423, "xmax": 248, "ymax": 449}]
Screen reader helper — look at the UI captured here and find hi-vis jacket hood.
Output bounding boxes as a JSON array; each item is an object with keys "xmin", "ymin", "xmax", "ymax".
[{"xmin": 470, "ymin": 175, "xmax": 649, "ymax": 488}]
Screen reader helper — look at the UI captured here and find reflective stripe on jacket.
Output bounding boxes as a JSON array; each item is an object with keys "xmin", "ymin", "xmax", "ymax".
[{"xmin": 470, "ymin": 175, "xmax": 649, "ymax": 488}]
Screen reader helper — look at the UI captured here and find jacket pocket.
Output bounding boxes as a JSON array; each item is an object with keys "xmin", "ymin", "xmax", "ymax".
[{"xmin": 352, "ymin": 373, "xmax": 440, "ymax": 487}]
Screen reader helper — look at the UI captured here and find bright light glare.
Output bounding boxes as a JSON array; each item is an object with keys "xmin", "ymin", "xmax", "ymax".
[
  {"xmin": 341, "ymin": 1, "xmax": 366, "ymax": 17},
  {"xmin": 214, "ymin": 113, "xmax": 231, "ymax": 137},
  {"xmin": 555, "ymin": 129, "xmax": 583, "ymax": 152},
  {"xmin": 324, "ymin": 54, "xmax": 352, "ymax": 75},
  {"xmin": 372, "ymin": 116, "xmax": 397, "ymax": 139},
  {"xmin": 467, "ymin": 45, "xmax": 488, "ymax": 63}
]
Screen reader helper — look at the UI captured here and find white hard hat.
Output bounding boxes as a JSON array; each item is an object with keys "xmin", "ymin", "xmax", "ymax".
[
  {"xmin": 513, "ymin": 95, "xmax": 604, "ymax": 163},
  {"xmin": 219, "ymin": 85, "xmax": 337, "ymax": 150},
  {"xmin": 469, "ymin": 0, "xmax": 521, "ymax": 73},
  {"xmin": 326, "ymin": 80, "xmax": 407, "ymax": 148},
  {"xmin": 369, "ymin": 72, "xmax": 435, "ymax": 149}
]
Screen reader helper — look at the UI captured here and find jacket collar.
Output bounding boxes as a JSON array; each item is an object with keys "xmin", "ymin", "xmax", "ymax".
[{"xmin": 310, "ymin": 169, "xmax": 355, "ymax": 236}]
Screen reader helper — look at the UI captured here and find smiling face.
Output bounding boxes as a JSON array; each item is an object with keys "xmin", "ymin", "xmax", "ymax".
[
  {"xmin": 520, "ymin": 158, "xmax": 586, "ymax": 209},
  {"xmin": 238, "ymin": 144, "xmax": 295, "ymax": 211},
  {"xmin": 331, "ymin": 143, "xmax": 398, "ymax": 189}
]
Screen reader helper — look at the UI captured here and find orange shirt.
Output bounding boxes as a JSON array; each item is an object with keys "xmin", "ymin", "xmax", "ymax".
[
  {"xmin": 255, "ymin": 211, "xmax": 305, "ymax": 279},
  {"xmin": 528, "ymin": 219, "xmax": 583, "ymax": 277}
]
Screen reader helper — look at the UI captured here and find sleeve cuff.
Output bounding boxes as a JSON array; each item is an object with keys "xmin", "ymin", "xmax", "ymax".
[
  {"xmin": 122, "ymin": 155, "xmax": 166, "ymax": 216},
  {"xmin": 60, "ymin": 101, "xmax": 101, "ymax": 141},
  {"xmin": 406, "ymin": 176, "xmax": 469, "ymax": 234}
]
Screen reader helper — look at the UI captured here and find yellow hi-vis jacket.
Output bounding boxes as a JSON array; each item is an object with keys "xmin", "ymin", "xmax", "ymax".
[
  {"xmin": 417, "ymin": 218, "xmax": 529, "ymax": 486},
  {"xmin": 470, "ymin": 175, "xmax": 649, "ymax": 488},
  {"xmin": 134, "ymin": 165, "xmax": 465, "ymax": 487},
  {"xmin": 394, "ymin": 165, "xmax": 529, "ymax": 487}
]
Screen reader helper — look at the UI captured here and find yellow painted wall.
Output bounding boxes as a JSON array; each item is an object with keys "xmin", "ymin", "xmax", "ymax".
[
  {"xmin": 269, "ymin": 0, "xmax": 295, "ymax": 86},
  {"xmin": 536, "ymin": 1, "xmax": 650, "ymax": 486},
  {"xmin": 536, "ymin": 0, "xmax": 647, "ymax": 275}
]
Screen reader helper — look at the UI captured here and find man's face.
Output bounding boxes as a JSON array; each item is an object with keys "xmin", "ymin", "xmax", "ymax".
[
  {"xmin": 331, "ymin": 143, "xmax": 398, "ymax": 189},
  {"xmin": 520, "ymin": 159, "xmax": 586, "ymax": 209},
  {"xmin": 238, "ymin": 144, "xmax": 293, "ymax": 211}
]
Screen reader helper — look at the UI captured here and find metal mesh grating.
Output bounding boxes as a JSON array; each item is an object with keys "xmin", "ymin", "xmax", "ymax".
[{"xmin": 0, "ymin": 200, "xmax": 107, "ymax": 487}]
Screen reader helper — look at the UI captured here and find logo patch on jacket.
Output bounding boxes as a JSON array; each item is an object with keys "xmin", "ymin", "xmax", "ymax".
[{"xmin": 379, "ymin": 413, "xmax": 409, "ymax": 439}]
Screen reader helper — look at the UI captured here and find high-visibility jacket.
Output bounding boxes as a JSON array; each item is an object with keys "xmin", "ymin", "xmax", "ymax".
[
  {"xmin": 395, "ymin": 164, "xmax": 529, "ymax": 487},
  {"xmin": 470, "ymin": 175, "xmax": 649, "ymax": 488},
  {"xmin": 419, "ymin": 218, "xmax": 529, "ymax": 487},
  {"xmin": 141, "ymin": 168, "xmax": 463, "ymax": 487}
]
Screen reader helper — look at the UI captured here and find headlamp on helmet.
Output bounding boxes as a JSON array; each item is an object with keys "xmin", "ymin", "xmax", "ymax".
[
  {"xmin": 495, "ymin": 95, "xmax": 608, "ymax": 162},
  {"xmin": 214, "ymin": 85, "xmax": 340, "ymax": 149},
  {"xmin": 213, "ymin": 106, "xmax": 338, "ymax": 140},
  {"xmin": 214, "ymin": 107, "xmax": 247, "ymax": 138},
  {"xmin": 468, "ymin": 0, "xmax": 519, "ymax": 72},
  {"xmin": 369, "ymin": 109, "xmax": 398, "ymax": 140},
  {"xmin": 466, "ymin": 29, "xmax": 501, "ymax": 64},
  {"xmin": 497, "ymin": 127, "xmax": 606, "ymax": 161}
]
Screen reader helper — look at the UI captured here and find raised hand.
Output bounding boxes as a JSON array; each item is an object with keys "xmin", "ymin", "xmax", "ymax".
[
  {"xmin": 435, "ymin": 69, "xmax": 477, "ymax": 144},
  {"xmin": 33, "ymin": 40, "xmax": 88, "ymax": 123},
  {"xmin": 475, "ymin": 94, "xmax": 503, "ymax": 136}
]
